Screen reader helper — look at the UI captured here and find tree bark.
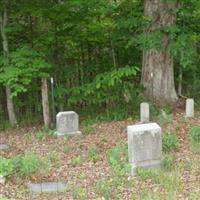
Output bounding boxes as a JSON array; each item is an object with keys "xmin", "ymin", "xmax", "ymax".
[
  {"xmin": 178, "ymin": 66, "xmax": 182, "ymax": 96},
  {"xmin": 110, "ymin": 39, "xmax": 117, "ymax": 68},
  {"xmin": 41, "ymin": 78, "xmax": 50, "ymax": 128},
  {"xmin": 0, "ymin": 3, "xmax": 17, "ymax": 126},
  {"xmin": 141, "ymin": 0, "xmax": 178, "ymax": 104}
]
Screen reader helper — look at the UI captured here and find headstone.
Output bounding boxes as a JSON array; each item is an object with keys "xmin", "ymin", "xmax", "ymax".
[
  {"xmin": 0, "ymin": 144, "xmax": 9, "ymax": 150},
  {"xmin": 186, "ymin": 98, "xmax": 194, "ymax": 118},
  {"xmin": 56, "ymin": 111, "xmax": 81, "ymax": 136},
  {"xmin": 140, "ymin": 102, "xmax": 150, "ymax": 123},
  {"xmin": 127, "ymin": 123, "xmax": 162, "ymax": 175},
  {"xmin": 29, "ymin": 181, "xmax": 67, "ymax": 194}
]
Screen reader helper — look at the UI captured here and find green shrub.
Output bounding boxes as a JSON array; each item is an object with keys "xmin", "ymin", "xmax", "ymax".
[
  {"xmin": 162, "ymin": 132, "xmax": 179, "ymax": 152},
  {"xmin": 0, "ymin": 157, "xmax": 14, "ymax": 176}
]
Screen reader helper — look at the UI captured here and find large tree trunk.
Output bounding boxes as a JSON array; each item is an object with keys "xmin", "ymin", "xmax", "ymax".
[
  {"xmin": 0, "ymin": 3, "xmax": 17, "ymax": 126},
  {"xmin": 41, "ymin": 78, "xmax": 50, "ymax": 128},
  {"xmin": 141, "ymin": 0, "xmax": 178, "ymax": 104}
]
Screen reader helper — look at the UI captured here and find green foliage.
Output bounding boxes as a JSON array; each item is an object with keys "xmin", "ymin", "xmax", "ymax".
[
  {"xmin": 0, "ymin": 46, "xmax": 50, "ymax": 96},
  {"xmin": 96, "ymin": 180, "xmax": 112, "ymax": 200},
  {"xmin": 69, "ymin": 66, "xmax": 139, "ymax": 105},
  {"xmin": 162, "ymin": 132, "xmax": 179, "ymax": 152},
  {"xmin": 95, "ymin": 107, "xmax": 130, "ymax": 121},
  {"xmin": 0, "ymin": 0, "xmax": 199, "ymax": 126},
  {"xmin": 0, "ymin": 157, "xmax": 14, "ymax": 176}
]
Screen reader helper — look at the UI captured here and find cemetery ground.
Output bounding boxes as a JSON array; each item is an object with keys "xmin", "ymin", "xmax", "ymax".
[{"xmin": 0, "ymin": 109, "xmax": 200, "ymax": 200}]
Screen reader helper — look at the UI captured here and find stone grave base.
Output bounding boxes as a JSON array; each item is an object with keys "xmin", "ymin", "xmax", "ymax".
[
  {"xmin": 29, "ymin": 181, "xmax": 67, "ymax": 194},
  {"xmin": 56, "ymin": 131, "xmax": 82, "ymax": 137},
  {"xmin": 130, "ymin": 160, "xmax": 161, "ymax": 175}
]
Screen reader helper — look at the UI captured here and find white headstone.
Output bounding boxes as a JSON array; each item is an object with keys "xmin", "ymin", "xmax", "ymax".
[
  {"xmin": 186, "ymin": 98, "xmax": 194, "ymax": 118},
  {"xmin": 140, "ymin": 102, "xmax": 150, "ymax": 123},
  {"xmin": 127, "ymin": 123, "xmax": 162, "ymax": 175},
  {"xmin": 56, "ymin": 111, "xmax": 81, "ymax": 136}
]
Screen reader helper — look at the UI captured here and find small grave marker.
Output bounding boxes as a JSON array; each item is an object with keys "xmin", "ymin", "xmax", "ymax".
[
  {"xmin": 127, "ymin": 123, "xmax": 162, "ymax": 175},
  {"xmin": 140, "ymin": 102, "xmax": 150, "ymax": 123},
  {"xmin": 186, "ymin": 98, "xmax": 194, "ymax": 118},
  {"xmin": 56, "ymin": 111, "xmax": 81, "ymax": 136}
]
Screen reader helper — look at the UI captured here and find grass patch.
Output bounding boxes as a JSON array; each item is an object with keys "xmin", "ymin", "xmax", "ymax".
[
  {"xmin": 107, "ymin": 143, "xmax": 130, "ymax": 177},
  {"xmin": 0, "ymin": 152, "xmax": 49, "ymax": 179},
  {"xmin": 96, "ymin": 179, "xmax": 112, "ymax": 200},
  {"xmin": 189, "ymin": 126, "xmax": 200, "ymax": 153},
  {"xmin": 36, "ymin": 128, "xmax": 55, "ymax": 141},
  {"xmin": 162, "ymin": 131, "xmax": 179, "ymax": 152},
  {"xmin": 71, "ymin": 155, "xmax": 84, "ymax": 167},
  {"xmin": 81, "ymin": 119, "xmax": 97, "ymax": 135},
  {"xmin": 136, "ymin": 168, "xmax": 182, "ymax": 193},
  {"xmin": 70, "ymin": 185, "xmax": 87, "ymax": 200},
  {"xmin": 87, "ymin": 146, "xmax": 101, "ymax": 163},
  {"xmin": 161, "ymin": 154, "xmax": 176, "ymax": 171}
]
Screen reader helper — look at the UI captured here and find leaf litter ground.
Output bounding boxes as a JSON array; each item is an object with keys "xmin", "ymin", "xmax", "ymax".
[{"xmin": 0, "ymin": 111, "xmax": 199, "ymax": 200}]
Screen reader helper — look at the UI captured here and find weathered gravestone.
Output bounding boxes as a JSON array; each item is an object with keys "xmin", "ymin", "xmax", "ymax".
[
  {"xmin": 56, "ymin": 111, "xmax": 81, "ymax": 136},
  {"xmin": 140, "ymin": 102, "xmax": 150, "ymax": 123},
  {"xmin": 186, "ymin": 98, "xmax": 194, "ymax": 118},
  {"xmin": 127, "ymin": 123, "xmax": 162, "ymax": 175}
]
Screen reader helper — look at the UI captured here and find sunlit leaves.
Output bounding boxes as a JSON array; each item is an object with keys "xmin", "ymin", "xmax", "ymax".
[{"xmin": 0, "ymin": 46, "xmax": 50, "ymax": 96}]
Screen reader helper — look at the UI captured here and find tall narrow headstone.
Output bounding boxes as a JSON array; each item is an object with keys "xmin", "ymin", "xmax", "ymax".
[
  {"xmin": 127, "ymin": 123, "xmax": 162, "ymax": 175},
  {"xmin": 186, "ymin": 98, "xmax": 194, "ymax": 118},
  {"xmin": 140, "ymin": 102, "xmax": 150, "ymax": 123},
  {"xmin": 56, "ymin": 111, "xmax": 81, "ymax": 136}
]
